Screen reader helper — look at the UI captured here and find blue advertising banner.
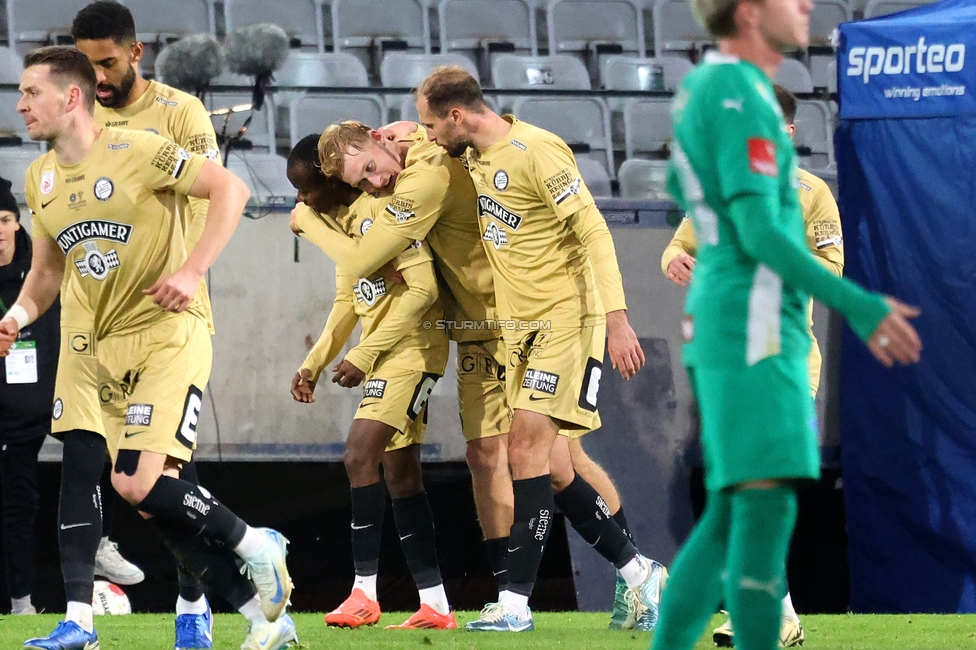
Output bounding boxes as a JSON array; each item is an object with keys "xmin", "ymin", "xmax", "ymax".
[{"xmin": 838, "ymin": 0, "xmax": 976, "ymax": 119}]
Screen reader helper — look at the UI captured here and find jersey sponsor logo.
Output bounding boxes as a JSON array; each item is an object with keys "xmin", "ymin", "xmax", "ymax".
[
  {"xmin": 354, "ymin": 277, "xmax": 387, "ymax": 306},
  {"xmin": 145, "ymin": 128, "xmax": 160, "ymax": 135},
  {"xmin": 483, "ymin": 221, "xmax": 508, "ymax": 250},
  {"xmin": 186, "ymin": 133, "xmax": 218, "ymax": 156},
  {"xmin": 522, "ymin": 368, "xmax": 559, "ymax": 395},
  {"xmin": 533, "ymin": 509, "xmax": 551, "ymax": 541},
  {"xmin": 125, "ymin": 403, "xmax": 154, "ymax": 427},
  {"xmin": 360, "ymin": 218, "xmax": 373, "ymax": 235},
  {"xmin": 40, "ymin": 170, "xmax": 55, "ymax": 195},
  {"xmin": 510, "ymin": 139, "xmax": 527, "ymax": 151},
  {"xmin": 799, "ymin": 181, "xmax": 813, "ymax": 192},
  {"xmin": 151, "ymin": 141, "xmax": 192, "ymax": 179},
  {"xmin": 52, "ymin": 398, "xmax": 63, "ymax": 420},
  {"xmin": 55, "ymin": 219, "xmax": 132, "ymax": 255},
  {"xmin": 105, "ymin": 120, "xmax": 129, "ymax": 127},
  {"xmin": 93, "ymin": 177, "xmax": 114, "ymax": 201},
  {"xmin": 747, "ymin": 138, "xmax": 778, "ymax": 177},
  {"xmin": 155, "ymin": 96, "xmax": 179, "ymax": 107},
  {"xmin": 363, "ymin": 379, "xmax": 387, "ymax": 399},
  {"xmin": 477, "ymin": 195, "xmax": 523, "ymax": 230},
  {"xmin": 66, "ymin": 174, "xmax": 86, "ymax": 183},
  {"xmin": 494, "ymin": 170, "xmax": 509, "ymax": 190},
  {"xmin": 183, "ymin": 493, "xmax": 211, "ymax": 516},
  {"xmin": 56, "ymin": 220, "xmax": 132, "ymax": 255},
  {"xmin": 543, "ymin": 169, "xmax": 581, "ymax": 205},
  {"xmin": 813, "ymin": 221, "xmax": 843, "ymax": 249},
  {"xmin": 107, "ymin": 143, "xmax": 129, "ymax": 150},
  {"xmin": 69, "ymin": 332, "xmax": 93, "ymax": 355},
  {"xmin": 386, "ymin": 195, "xmax": 416, "ymax": 223},
  {"xmin": 847, "ymin": 38, "xmax": 966, "ymax": 84},
  {"xmin": 76, "ymin": 241, "xmax": 121, "ymax": 280}
]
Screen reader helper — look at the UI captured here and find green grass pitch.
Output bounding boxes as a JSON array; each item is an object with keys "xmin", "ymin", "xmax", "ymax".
[{"xmin": 4, "ymin": 612, "xmax": 976, "ymax": 649}]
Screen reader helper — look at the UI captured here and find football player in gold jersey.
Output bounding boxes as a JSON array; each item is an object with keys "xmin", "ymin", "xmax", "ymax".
[
  {"xmin": 410, "ymin": 66, "xmax": 667, "ymax": 632},
  {"xmin": 286, "ymin": 136, "xmax": 457, "ymax": 630},
  {"xmin": 2, "ymin": 47, "xmax": 297, "ymax": 650},
  {"xmin": 660, "ymin": 84, "xmax": 843, "ymax": 649}
]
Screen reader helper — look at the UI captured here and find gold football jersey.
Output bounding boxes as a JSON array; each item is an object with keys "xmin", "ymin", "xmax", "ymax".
[
  {"xmin": 380, "ymin": 127, "xmax": 497, "ymax": 341},
  {"xmin": 464, "ymin": 116, "xmax": 626, "ymax": 329},
  {"xmin": 25, "ymin": 128, "xmax": 206, "ymax": 340},
  {"xmin": 297, "ymin": 196, "xmax": 448, "ymax": 375},
  {"xmin": 91, "ymin": 80, "xmax": 220, "ymax": 332}
]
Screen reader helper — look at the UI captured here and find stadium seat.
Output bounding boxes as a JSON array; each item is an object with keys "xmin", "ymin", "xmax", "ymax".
[
  {"xmin": 794, "ymin": 99, "xmax": 834, "ymax": 169},
  {"xmin": 547, "ymin": 0, "xmax": 646, "ymax": 81},
  {"xmin": 289, "ymin": 94, "xmax": 386, "ymax": 149},
  {"xmin": 380, "ymin": 52, "xmax": 479, "ymax": 88},
  {"xmin": 623, "ymin": 97, "xmax": 672, "ymax": 160},
  {"xmin": 809, "ymin": 0, "xmax": 849, "ymax": 46},
  {"xmin": 275, "ymin": 52, "xmax": 370, "ymax": 88},
  {"xmin": 125, "ymin": 0, "xmax": 214, "ymax": 41},
  {"xmin": 864, "ymin": 0, "xmax": 937, "ymax": 18},
  {"xmin": 575, "ymin": 155, "xmax": 612, "ymax": 197},
  {"xmin": 207, "ymin": 93, "xmax": 277, "ymax": 152},
  {"xmin": 0, "ymin": 91, "xmax": 42, "ymax": 151},
  {"xmin": 0, "ymin": 47, "xmax": 24, "ymax": 84},
  {"xmin": 773, "ymin": 58, "xmax": 814, "ymax": 94},
  {"xmin": 652, "ymin": 0, "xmax": 712, "ymax": 57},
  {"xmin": 224, "ymin": 0, "xmax": 326, "ymax": 52},
  {"xmin": 512, "ymin": 96, "xmax": 614, "ymax": 177},
  {"xmin": 0, "ymin": 148, "xmax": 42, "ymax": 202},
  {"xmin": 332, "ymin": 0, "xmax": 431, "ymax": 77},
  {"xmin": 438, "ymin": 0, "xmax": 537, "ymax": 82},
  {"xmin": 617, "ymin": 158, "xmax": 670, "ymax": 200},
  {"xmin": 601, "ymin": 55, "xmax": 693, "ymax": 91},
  {"xmin": 226, "ymin": 151, "xmax": 296, "ymax": 208},
  {"xmin": 7, "ymin": 0, "xmax": 94, "ymax": 51}
]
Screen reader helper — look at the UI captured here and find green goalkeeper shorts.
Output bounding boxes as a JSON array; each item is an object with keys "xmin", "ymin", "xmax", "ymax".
[{"xmin": 689, "ymin": 355, "xmax": 820, "ymax": 492}]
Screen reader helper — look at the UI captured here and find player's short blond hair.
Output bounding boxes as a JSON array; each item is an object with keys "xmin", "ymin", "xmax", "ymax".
[
  {"xmin": 317, "ymin": 120, "xmax": 372, "ymax": 178},
  {"xmin": 692, "ymin": 0, "xmax": 741, "ymax": 37}
]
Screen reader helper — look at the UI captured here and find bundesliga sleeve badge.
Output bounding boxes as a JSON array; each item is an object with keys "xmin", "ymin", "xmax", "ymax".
[{"xmin": 747, "ymin": 138, "xmax": 778, "ymax": 177}]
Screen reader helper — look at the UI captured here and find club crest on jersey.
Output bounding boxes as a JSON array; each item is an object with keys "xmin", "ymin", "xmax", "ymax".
[
  {"xmin": 75, "ymin": 241, "xmax": 121, "ymax": 280},
  {"xmin": 493, "ymin": 170, "xmax": 509, "ymax": 191},
  {"xmin": 93, "ymin": 177, "xmax": 114, "ymax": 201},
  {"xmin": 40, "ymin": 170, "xmax": 55, "ymax": 195},
  {"xmin": 483, "ymin": 222, "xmax": 508, "ymax": 250},
  {"xmin": 56, "ymin": 220, "xmax": 133, "ymax": 255},
  {"xmin": 354, "ymin": 277, "xmax": 388, "ymax": 306},
  {"xmin": 52, "ymin": 398, "xmax": 63, "ymax": 420},
  {"xmin": 360, "ymin": 218, "xmax": 374, "ymax": 235},
  {"xmin": 477, "ymin": 195, "xmax": 522, "ymax": 230}
]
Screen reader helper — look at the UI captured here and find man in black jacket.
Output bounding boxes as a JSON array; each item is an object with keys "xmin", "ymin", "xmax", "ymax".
[{"xmin": 0, "ymin": 175, "xmax": 59, "ymax": 615}]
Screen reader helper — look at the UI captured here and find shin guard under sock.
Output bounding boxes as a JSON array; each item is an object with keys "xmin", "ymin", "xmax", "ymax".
[
  {"xmin": 507, "ymin": 475, "xmax": 553, "ymax": 597},
  {"xmin": 485, "ymin": 536, "xmax": 510, "ymax": 591},
  {"xmin": 59, "ymin": 430, "xmax": 106, "ymax": 604},
  {"xmin": 391, "ymin": 491, "xmax": 443, "ymax": 590},
  {"xmin": 350, "ymin": 482, "xmax": 386, "ymax": 577},
  {"xmin": 554, "ymin": 473, "xmax": 637, "ymax": 568},
  {"xmin": 137, "ymin": 476, "xmax": 247, "ymax": 548}
]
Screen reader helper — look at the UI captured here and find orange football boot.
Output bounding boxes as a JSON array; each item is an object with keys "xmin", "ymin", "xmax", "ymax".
[
  {"xmin": 324, "ymin": 588, "xmax": 381, "ymax": 627},
  {"xmin": 386, "ymin": 604, "xmax": 458, "ymax": 629}
]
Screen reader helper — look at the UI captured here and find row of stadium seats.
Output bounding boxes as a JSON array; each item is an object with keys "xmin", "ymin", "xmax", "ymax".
[{"xmin": 1, "ymin": 0, "xmax": 937, "ymax": 80}]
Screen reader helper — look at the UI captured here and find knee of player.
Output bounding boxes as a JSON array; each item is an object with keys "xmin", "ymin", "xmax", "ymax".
[
  {"xmin": 343, "ymin": 447, "xmax": 380, "ymax": 480},
  {"xmin": 465, "ymin": 437, "xmax": 506, "ymax": 476},
  {"xmin": 110, "ymin": 450, "xmax": 152, "ymax": 504}
]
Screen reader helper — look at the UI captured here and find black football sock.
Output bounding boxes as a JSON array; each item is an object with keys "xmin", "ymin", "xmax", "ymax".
[
  {"xmin": 176, "ymin": 462, "xmax": 205, "ymax": 603},
  {"xmin": 136, "ymin": 476, "xmax": 247, "ymax": 548},
  {"xmin": 391, "ymin": 491, "xmax": 443, "ymax": 589},
  {"xmin": 98, "ymin": 463, "xmax": 116, "ymax": 539},
  {"xmin": 350, "ymin": 482, "xmax": 386, "ymax": 577},
  {"xmin": 554, "ymin": 473, "xmax": 638, "ymax": 569},
  {"xmin": 507, "ymin": 475, "xmax": 554, "ymax": 597},
  {"xmin": 147, "ymin": 517, "xmax": 255, "ymax": 609},
  {"xmin": 485, "ymin": 536, "xmax": 510, "ymax": 591},
  {"xmin": 613, "ymin": 507, "xmax": 635, "ymax": 544},
  {"xmin": 59, "ymin": 430, "xmax": 106, "ymax": 604}
]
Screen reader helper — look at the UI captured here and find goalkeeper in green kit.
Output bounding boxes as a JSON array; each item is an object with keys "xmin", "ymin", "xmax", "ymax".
[{"xmin": 651, "ymin": 0, "xmax": 922, "ymax": 647}]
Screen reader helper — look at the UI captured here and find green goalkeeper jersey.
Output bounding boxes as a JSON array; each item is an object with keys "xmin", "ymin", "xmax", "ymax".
[{"xmin": 668, "ymin": 52, "xmax": 887, "ymax": 367}]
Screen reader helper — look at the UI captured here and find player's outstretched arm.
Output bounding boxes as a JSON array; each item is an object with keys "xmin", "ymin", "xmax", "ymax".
[
  {"xmin": 296, "ymin": 210, "xmax": 413, "ymax": 279},
  {"xmin": 292, "ymin": 271, "xmax": 360, "ymax": 403},
  {"xmin": 343, "ymin": 257, "xmax": 440, "ymax": 375},
  {"xmin": 145, "ymin": 160, "xmax": 249, "ymax": 311},
  {"xmin": 0, "ymin": 235, "xmax": 64, "ymax": 356},
  {"xmin": 730, "ymin": 192, "xmax": 921, "ymax": 365},
  {"xmin": 662, "ymin": 217, "xmax": 698, "ymax": 287}
]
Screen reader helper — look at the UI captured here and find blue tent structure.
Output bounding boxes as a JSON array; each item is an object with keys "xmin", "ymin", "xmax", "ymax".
[{"xmin": 836, "ymin": 0, "xmax": 976, "ymax": 613}]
